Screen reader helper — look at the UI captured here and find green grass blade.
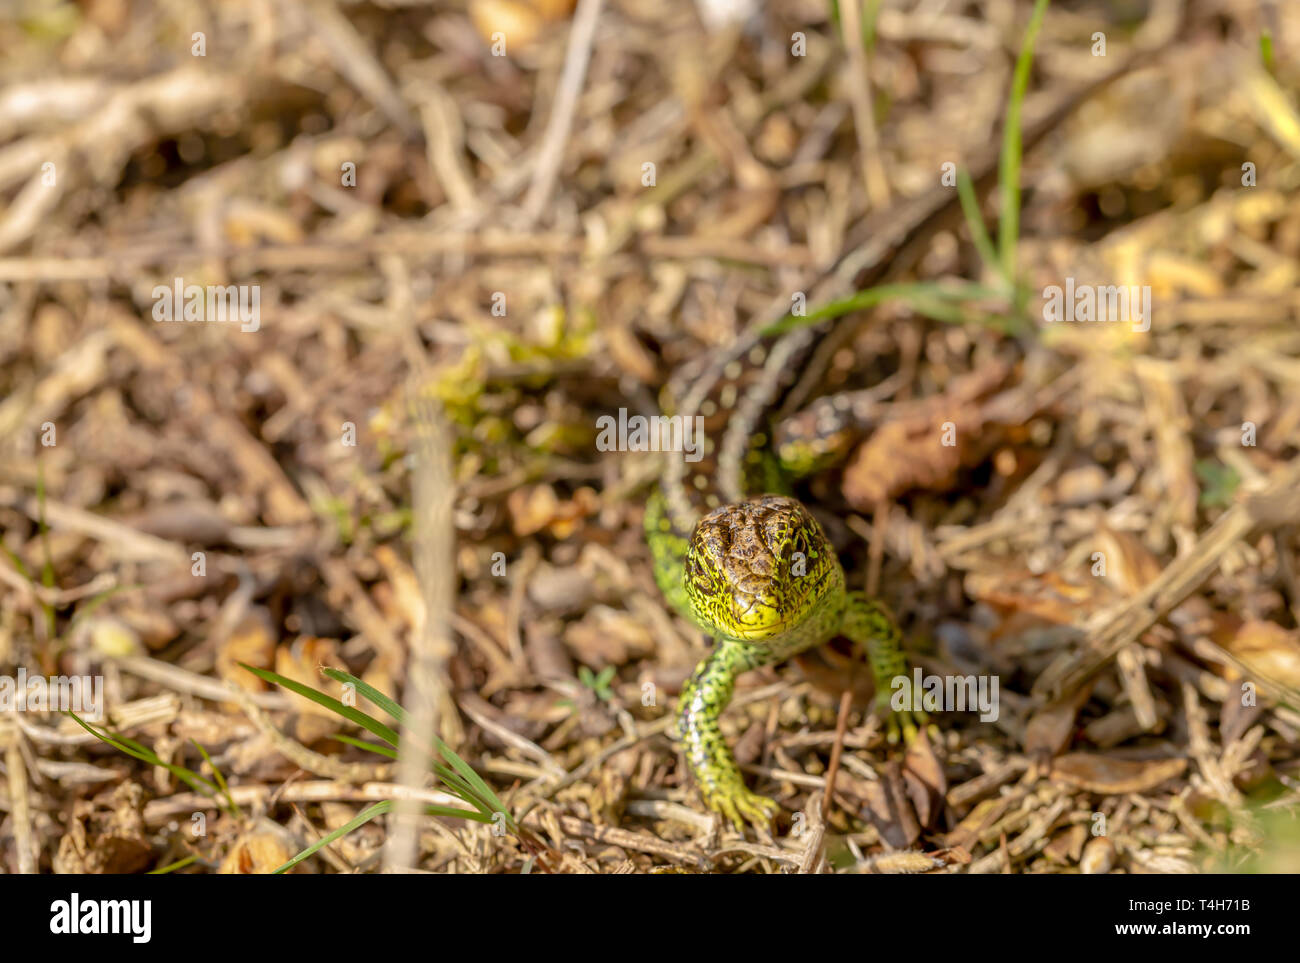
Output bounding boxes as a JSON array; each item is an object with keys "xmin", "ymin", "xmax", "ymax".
[
  {"xmin": 318, "ymin": 667, "xmax": 510, "ymax": 822},
  {"xmin": 273, "ymin": 801, "xmax": 394, "ymax": 874},
  {"xmin": 67, "ymin": 584, "xmax": 140, "ymax": 634},
  {"xmin": 149, "ymin": 854, "xmax": 199, "ymax": 874},
  {"xmin": 320, "ymin": 667, "xmax": 408, "ymax": 725},
  {"xmin": 68, "ymin": 712, "xmax": 220, "ymax": 799},
  {"xmin": 191, "ymin": 738, "xmax": 241, "ymax": 819},
  {"xmin": 429, "ymin": 765, "xmax": 501, "ymax": 818},
  {"xmin": 99, "ymin": 730, "xmax": 166, "ymax": 758},
  {"xmin": 1, "ymin": 543, "xmax": 31, "ymax": 581},
  {"xmin": 240, "ymin": 663, "xmax": 400, "ymax": 747},
  {"xmin": 861, "ymin": 0, "xmax": 882, "ymax": 54},
  {"xmin": 762, "ymin": 280, "xmax": 1001, "ymax": 336},
  {"xmin": 3, "ymin": 526, "xmax": 57, "ymax": 640},
  {"xmin": 997, "ymin": 0, "xmax": 1050, "ymax": 281},
  {"xmin": 35, "ymin": 462, "xmax": 55, "ymax": 591},
  {"xmin": 424, "ymin": 805, "xmax": 495, "ymax": 824},
  {"xmin": 333, "ymin": 734, "xmax": 399, "ymax": 759},
  {"xmin": 272, "ymin": 800, "xmax": 494, "ymax": 874},
  {"xmin": 257, "ymin": 666, "xmax": 511, "ymax": 825},
  {"xmin": 956, "ymin": 167, "xmax": 1004, "ymax": 285},
  {"xmin": 906, "ymin": 296, "xmax": 980, "ymax": 326},
  {"xmin": 430, "ymin": 738, "xmax": 511, "ymax": 822}
]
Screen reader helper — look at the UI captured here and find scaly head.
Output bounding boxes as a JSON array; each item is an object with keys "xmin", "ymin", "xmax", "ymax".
[{"xmin": 685, "ymin": 495, "xmax": 843, "ymax": 645}]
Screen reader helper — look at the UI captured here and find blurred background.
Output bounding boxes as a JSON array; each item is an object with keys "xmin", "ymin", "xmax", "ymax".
[{"xmin": 1, "ymin": 0, "xmax": 1300, "ymax": 874}]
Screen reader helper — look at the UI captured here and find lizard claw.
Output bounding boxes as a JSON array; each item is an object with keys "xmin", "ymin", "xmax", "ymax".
[
  {"xmin": 877, "ymin": 696, "xmax": 928, "ymax": 745},
  {"xmin": 705, "ymin": 785, "xmax": 780, "ymax": 833}
]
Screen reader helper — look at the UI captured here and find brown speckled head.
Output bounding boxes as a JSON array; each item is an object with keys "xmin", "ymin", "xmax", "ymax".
[{"xmin": 684, "ymin": 494, "xmax": 840, "ymax": 643}]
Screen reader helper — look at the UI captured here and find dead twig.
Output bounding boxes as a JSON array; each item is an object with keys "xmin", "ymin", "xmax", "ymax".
[{"xmin": 1034, "ymin": 457, "xmax": 1300, "ymax": 701}]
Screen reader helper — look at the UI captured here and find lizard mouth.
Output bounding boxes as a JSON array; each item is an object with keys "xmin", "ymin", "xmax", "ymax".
[
  {"xmin": 723, "ymin": 586, "xmax": 825, "ymax": 640},
  {"xmin": 727, "ymin": 619, "xmax": 797, "ymax": 641},
  {"xmin": 726, "ymin": 617, "xmax": 791, "ymax": 640}
]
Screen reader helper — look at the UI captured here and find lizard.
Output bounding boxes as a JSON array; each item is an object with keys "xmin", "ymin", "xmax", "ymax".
[
  {"xmin": 643, "ymin": 67, "xmax": 1148, "ymax": 832},
  {"xmin": 644, "ymin": 313, "xmax": 925, "ymax": 832}
]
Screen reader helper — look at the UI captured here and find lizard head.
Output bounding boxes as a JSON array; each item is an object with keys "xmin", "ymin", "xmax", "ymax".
[{"xmin": 684, "ymin": 495, "xmax": 842, "ymax": 644}]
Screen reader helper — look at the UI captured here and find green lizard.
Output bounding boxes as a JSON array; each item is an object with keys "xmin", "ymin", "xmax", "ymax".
[
  {"xmin": 640, "ymin": 56, "xmax": 1142, "ymax": 831},
  {"xmin": 644, "ymin": 312, "xmax": 926, "ymax": 831},
  {"xmin": 638, "ymin": 102, "xmax": 1016, "ymax": 830}
]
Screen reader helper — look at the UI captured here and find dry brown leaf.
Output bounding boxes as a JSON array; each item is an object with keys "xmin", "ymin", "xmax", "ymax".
[
  {"xmin": 791, "ymin": 645, "xmax": 876, "ymax": 704},
  {"xmin": 608, "ymin": 326, "xmax": 660, "ymax": 388},
  {"xmin": 118, "ymin": 606, "xmax": 180, "ymax": 651},
  {"xmin": 843, "ymin": 417, "xmax": 974, "ymax": 509},
  {"xmin": 1024, "ymin": 680, "xmax": 1096, "ymax": 758},
  {"xmin": 219, "ymin": 830, "xmax": 297, "ymax": 874},
  {"xmin": 942, "ymin": 795, "xmax": 1016, "ymax": 850},
  {"xmin": 859, "ymin": 760, "xmax": 923, "ymax": 848},
  {"xmin": 52, "ymin": 783, "xmax": 152, "ymax": 874},
  {"xmin": 524, "ymin": 619, "xmax": 576, "ymax": 681},
  {"xmin": 1044, "ymin": 823, "xmax": 1088, "ymax": 864},
  {"xmin": 1219, "ymin": 698, "xmax": 1263, "ymax": 747},
  {"xmin": 372, "ymin": 544, "xmax": 424, "ymax": 632},
  {"xmin": 731, "ymin": 719, "xmax": 766, "ymax": 766},
  {"xmin": 900, "ymin": 729, "xmax": 946, "ymax": 828},
  {"xmin": 1221, "ymin": 619, "xmax": 1300, "ymax": 691},
  {"xmin": 1050, "ymin": 752, "xmax": 1187, "ymax": 794},
  {"xmin": 966, "ymin": 569, "xmax": 1115, "ymax": 627},
  {"xmin": 528, "ymin": 563, "xmax": 597, "ymax": 615},
  {"xmin": 840, "ymin": 362, "xmax": 1013, "ymax": 509},
  {"xmin": 507, "ymin": 484, "xmax": 599, "ymax": 537},
  {"xmin": 1095, "ymin": 527, "xmax": 1163, "ymax": 596},
  {"xmin": 274, "ymin": 636, "xmax": 344, "ymax": 743},
  {"xmin": 508, "ymin": 484, "xmax": 560, "ymax": 537},
  {"xmin": 469, "ymin": 0, "xmax": 574, "ymax": 51},
  {"xmin": 861, "ymin": 850, "xmax": 951, "ymax": 874},
  {"xmin": 215, "ymin": 607, "xmax": 277, "ymax": 694},
  {"xmin": 1079, "ymin": 835, "xmax": 1115, "ymax": 874},
  {"xmin": 563, "ymin": 605, "xmax": 655, "ymax": 666}
]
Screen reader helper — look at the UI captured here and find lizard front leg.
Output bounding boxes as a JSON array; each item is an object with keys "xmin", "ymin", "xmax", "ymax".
[
  {"xmin": 842, "ymin": 593, "xmax": 927, "ymax": 743},
  {"xmin": 676, "ymin": 637, "xmax": 781, "ymax": 831}
]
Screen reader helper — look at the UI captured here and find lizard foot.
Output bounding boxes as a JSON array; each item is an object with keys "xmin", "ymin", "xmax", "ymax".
[
  {"xmin": 876, "ymin": 695, "xmax": 930, "ymax": 745},
  {"xmin": 703, "ymin": 785, "xmax": 781, "ymax": 833}
]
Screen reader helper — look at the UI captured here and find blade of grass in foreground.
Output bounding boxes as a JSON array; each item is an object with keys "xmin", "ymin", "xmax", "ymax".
[
  {"xmin": 68, "ymin": 711, "xmax": 222, "ymax": 802},
  {"xmin": 251, "ymin": 664, "xmax": 513, "ymax": 826},
  {"xmin": 239, "ymin": 663, "xmax": 400, "ymax": 747},
  {"xmin": 333, "ymin": 733, "xmax": 399, "ymax": 759},
  {"xmin": 321, "ymin": 666, "xmax": 407, "ymax": 725},
  {"xmin": 35, "ymin": 462, "xmax": 55, "ymax": 592},
  {"xmin": 241, "ymin": 664, "xmax": 518, "ymax": 813},
  {"xmin": 149, "ymin": 854, "xmax": 199, "ymax": 875},
  {"xmin": 956, "ymin": 167, "xmax": 1004, "ymax": 286},
  {"xmin": 274, "ymin": 801, "xmax": 393, "ymax": 874},
  {"xmin": 242, "ymin": 665, "xmax": 511, "ymax": 814},
  {"xmin": 320, "ymin": 666, "xmax": 513, "ymax": 825},
  {"xmin": 272, "ymin": 800, "xmax": 493, "ymax": 874},
  {"xmin": 997, "ymin": 0, "xmax": 1050, "ymax": 284},
  {"xmin": 191, "ymin": 738, "xmax": 242, "ymax": 818}
]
